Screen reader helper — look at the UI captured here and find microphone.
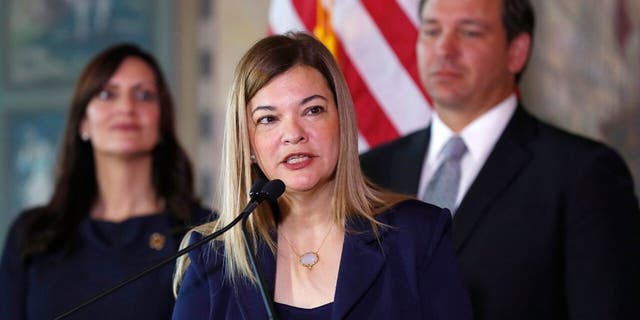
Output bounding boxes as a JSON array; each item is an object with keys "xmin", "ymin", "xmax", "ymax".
[
  {"xmin": 251, "ymin": 178, "xmax": 282, "ymax": 221},
  {"xmin": 54, "ymin": 179, "xmax": 285, "ymax": 320},
  {"xmin": 239, "ymin": 178, "xmax": 284, "ymax": 220},
  {"xmin": 254, "ymin": 179, "xmax": 285, "ymax": 202},
  {"xmin": 249, "ymin": 178, "xmax": 267, "ymax": 199}
]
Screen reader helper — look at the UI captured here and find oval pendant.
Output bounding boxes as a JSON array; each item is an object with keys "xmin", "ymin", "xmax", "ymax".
[{"xmin": 299, "ymin": 252, "xmax": 319, "ymax": 270}]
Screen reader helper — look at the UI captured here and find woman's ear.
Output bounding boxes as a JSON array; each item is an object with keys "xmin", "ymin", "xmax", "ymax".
[{"xmin": 79, "ymin": 118, "xmax": 90, "ymax": 141}]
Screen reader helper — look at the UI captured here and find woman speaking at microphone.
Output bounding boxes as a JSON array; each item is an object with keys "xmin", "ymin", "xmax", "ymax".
[
  {"xmin": 0, "ymin": 44, "xmax": 209, "ymax": 319},
  {"xmin": 172, "ymin": 32, "xmax": 471, "ymax": 320}
]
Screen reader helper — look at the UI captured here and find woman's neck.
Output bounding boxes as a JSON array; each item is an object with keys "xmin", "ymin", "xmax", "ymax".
[
  {"xmin": 281, "ymin": 182, "xmax": 334, "ymax": 223},
  {"xmin": 91, "ymin": 155, "xmax": 161, "ymax": 222},
  {"xmin": 279, "ymin": 187, "xmax": 338, "ymax": 240}
]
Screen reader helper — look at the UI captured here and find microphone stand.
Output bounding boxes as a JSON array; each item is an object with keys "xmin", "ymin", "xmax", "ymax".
[
  {"xmin": 241, "ymin": 212, "xmax": 279, "ymax": 320},
  {"xmin": 54, "ymin": 179, "xmax": 283, "ymax": 320}
]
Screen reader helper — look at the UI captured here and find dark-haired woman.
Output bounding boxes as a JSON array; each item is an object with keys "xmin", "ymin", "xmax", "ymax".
[{"xmin": 0, "ymin": 43, "xmax": 210, "ymax": 319}]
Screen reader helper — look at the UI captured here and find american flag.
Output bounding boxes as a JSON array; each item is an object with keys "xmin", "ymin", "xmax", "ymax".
[{"xmin": 269, "ymin": 0, "xmax": 433, "ymax": 152}]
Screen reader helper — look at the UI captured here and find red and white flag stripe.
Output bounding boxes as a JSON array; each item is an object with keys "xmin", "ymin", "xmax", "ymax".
[{"xmin": 269, "ymin": 0, "xmax": 432, "ymax": 152}]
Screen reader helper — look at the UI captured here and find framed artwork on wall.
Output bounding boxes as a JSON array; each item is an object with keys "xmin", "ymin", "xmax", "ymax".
[
  {"xmin": 1, "ymin": 0, "xmax": 156, "ymax": 90},
  {"xmin": 4, "ymin": 109, "xmax": 66, "ymax": 220}
]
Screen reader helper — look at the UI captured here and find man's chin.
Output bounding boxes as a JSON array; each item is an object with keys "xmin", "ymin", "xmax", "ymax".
[{"xmin": 429, "ymin": 91, "xmax": 467, "ymax": 109}]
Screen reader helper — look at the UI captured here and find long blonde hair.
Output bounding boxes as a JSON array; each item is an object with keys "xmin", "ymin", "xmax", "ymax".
[{"xmin": 174, "ymin": 32, "xmax": 407, "ymax": 293}]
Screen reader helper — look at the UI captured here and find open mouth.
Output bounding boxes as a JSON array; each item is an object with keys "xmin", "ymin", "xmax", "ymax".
[{"xmin": 285, "ymin": 154, "xmax": 310, "ymax": 164}]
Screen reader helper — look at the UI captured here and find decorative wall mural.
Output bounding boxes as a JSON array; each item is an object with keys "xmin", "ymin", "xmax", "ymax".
[
  {"xmin": 5, "ymin": 110, "xmax": 65, "ymax": 219},
  {"xmin": 2, "ymin": 0, "xmax": 154, "ymax": 89},
  {"xmin": 522, "ymin": 0, "xmax": 640, "ymax": 193}
]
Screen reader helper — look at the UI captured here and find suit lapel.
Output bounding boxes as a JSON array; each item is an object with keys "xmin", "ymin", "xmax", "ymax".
[
  {"xmin": 453, "ymin": 107, "xmax": 536, "ymax": 251},
  {"xmin": 332, "ymin": 217, "xmax": 386, "ymax": 319},
  {"xmin": 390, "ymin": 128, "xmax": 431, "ymax": 196}
]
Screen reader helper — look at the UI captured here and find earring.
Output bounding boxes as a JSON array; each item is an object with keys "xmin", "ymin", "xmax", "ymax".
[
  {"xmin": 81, "ymin": 132, "xmax": 90, "ymax": 141},
  {"xmin": 250, "ymin": 154, "xmax": 256, "ymax": 163}
]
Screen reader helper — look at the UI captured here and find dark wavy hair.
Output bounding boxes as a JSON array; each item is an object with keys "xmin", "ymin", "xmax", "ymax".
[{"xmin": 22, "ymin": 43, "xmax": 197, "ymax": 257}]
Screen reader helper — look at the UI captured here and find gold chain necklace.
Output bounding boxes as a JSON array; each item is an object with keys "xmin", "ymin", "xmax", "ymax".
[{"xmin": 279, "ymin": 223, "xmax": 334, "ymax": 270}]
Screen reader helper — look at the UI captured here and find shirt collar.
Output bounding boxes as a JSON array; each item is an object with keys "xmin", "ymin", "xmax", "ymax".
[{"xmin": 429, "ymin": 94, "xmax": 517, "ymax": 164}]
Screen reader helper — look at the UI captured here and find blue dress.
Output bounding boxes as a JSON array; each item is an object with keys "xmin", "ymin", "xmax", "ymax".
[
  {"xmin": 173, "ymin": 199, "xmax": 472, "ymax": 319},
  {"xmin": 0, "ymin": 207, "xmax": 211, "ymax": 320}
]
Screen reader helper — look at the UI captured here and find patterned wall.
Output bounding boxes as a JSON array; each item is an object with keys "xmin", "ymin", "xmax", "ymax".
[{"xmin": 522, "ymin": 0, "xmax": 640, "ymax": 193}]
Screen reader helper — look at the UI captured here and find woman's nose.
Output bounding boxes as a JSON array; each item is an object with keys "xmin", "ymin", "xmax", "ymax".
[
  {"xmin": 281, "ymin": 119, "xmax": 306, "ymax": 144},
  {"xmin": 115, "ymin": 93, "xmax": 136, "ymax": 112}
]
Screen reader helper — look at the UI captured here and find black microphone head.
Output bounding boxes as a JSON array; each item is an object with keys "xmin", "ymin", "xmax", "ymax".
[
  {"xmin": 260, "ymin": 179, "xmax": 285, "ymax": 201},
  {"xmin": 249, "ymin": 178, "xmax": 267, "ymax": 200}
]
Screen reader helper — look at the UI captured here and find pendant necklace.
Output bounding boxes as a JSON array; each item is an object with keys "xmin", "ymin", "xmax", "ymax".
[{"xmin": 279, "ymin": 222, "xmax": 334, "ymax": 270}]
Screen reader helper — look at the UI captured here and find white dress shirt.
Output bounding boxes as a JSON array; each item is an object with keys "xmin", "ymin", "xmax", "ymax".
[{"xmin": 418, "ymin": 94, "xmax": 518, "ymax": 208}]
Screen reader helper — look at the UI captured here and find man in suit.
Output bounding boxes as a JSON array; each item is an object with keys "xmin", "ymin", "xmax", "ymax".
[{"xmin": 360, "ymin": 0, "xmax": 640, "ymax": 319}]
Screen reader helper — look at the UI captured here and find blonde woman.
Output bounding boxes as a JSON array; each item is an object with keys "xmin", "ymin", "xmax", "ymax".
[{"xmin": 172, "ymin": 32, "xmax": 471, "ymax": 319}]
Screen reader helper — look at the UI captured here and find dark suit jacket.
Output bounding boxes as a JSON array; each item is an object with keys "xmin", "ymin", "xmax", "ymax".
[
  {"xmin": 360, "ymin": 107, "xmax": 640, "ymax": 320},
  {"xmin": 172, "ymin": 200, "xmax": 472, "ymax": 320}
]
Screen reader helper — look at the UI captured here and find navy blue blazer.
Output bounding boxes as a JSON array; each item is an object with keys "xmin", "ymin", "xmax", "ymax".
[{"xmin": 173, "ymin": 200, "xmax": 472, "ymax": 319}]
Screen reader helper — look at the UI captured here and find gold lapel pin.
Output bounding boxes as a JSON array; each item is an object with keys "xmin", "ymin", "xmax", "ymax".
[{"xmin": 149, "ymin": 232, "xmax": 166, "ymax": 251}]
